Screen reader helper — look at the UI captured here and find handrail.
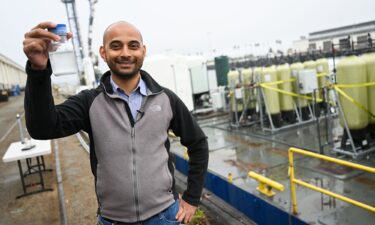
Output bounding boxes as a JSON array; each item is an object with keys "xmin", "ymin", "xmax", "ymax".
[
  {"xmin": 248, "ymin": 171, "xmax": 284, "ymax": 197},
  {"xmin": 76, "ymin": 132, "xmax": 89, "ymax": 153},
  {"xmin": 288, "ymin": 147, "xmax": 375, "ymax": 214}
]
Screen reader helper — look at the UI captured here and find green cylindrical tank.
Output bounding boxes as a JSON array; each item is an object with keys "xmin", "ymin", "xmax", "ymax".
[
  {"xmin": 215, "ymin": 56, "xmax": 229, "ymax": 86},
  {"xmin": 276, "ymin": 63, "xmax": 294, "ymax": 112},
  {"xmin": 362, "ymin": 52, "xmax": 375, "ymax": 138},
  {"xmin": 336, "ymin": 55, "xmax": 368, "ymax": 130},
  {"xmin": 261, "ymin": 65, "xmax": 280, "ymax": 115},
  {"xmin": 316, "ymin": 57, "xmax": 330, "ymax": 88}
]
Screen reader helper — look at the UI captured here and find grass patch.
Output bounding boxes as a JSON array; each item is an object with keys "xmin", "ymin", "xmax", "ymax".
[{"xmin": 187, "ymin": 208, "xmax": 210, "ymax": 225}]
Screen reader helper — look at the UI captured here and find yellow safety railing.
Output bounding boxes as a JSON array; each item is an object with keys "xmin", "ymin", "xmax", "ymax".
[
  {"xmin": 288, "ymin": 147, "xmax": 375, "ymax": 215},
  {"xmin": 228, "ymin": 173, "xmax": 233, "ymax": 183},
  {"xmin": 183, "ymin": 147, "xmax": 189, "ymax": 160},
  {"xmin": 248, "ymin": 171, "xmax": 284, "ymax": 197}
]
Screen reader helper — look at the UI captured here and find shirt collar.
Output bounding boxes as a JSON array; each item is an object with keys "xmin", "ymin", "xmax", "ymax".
[{"xmin": 110, "ymin": 75, "xmax": 147, "ymax": 96}]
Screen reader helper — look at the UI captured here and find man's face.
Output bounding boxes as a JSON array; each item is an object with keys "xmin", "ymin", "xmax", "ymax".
[{"xmin": 100, "ymin": 24, "xmax": 146, "ymax": 79}]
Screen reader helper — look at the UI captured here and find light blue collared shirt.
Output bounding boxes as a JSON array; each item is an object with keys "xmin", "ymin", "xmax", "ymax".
[{"xmin": 110, "ymin": 75, "xmax": 147, "ymax": 120}]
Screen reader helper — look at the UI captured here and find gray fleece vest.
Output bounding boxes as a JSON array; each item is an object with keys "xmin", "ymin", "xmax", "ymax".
[{"xmin": 91, "ymin": 89, "xmax": 175, "ymax": 222}]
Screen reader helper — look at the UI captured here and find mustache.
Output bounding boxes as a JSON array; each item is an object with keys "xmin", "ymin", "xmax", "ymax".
[{"xmin": 115, "ymin": 57, "xmax": 134, "ymax": 64}]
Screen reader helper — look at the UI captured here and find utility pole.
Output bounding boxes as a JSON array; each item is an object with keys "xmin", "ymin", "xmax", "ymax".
[
  {"xmin": 61, "ymin": 0, "xmax": 86, "ymax": 85},
  {"xmin": 88, "ymin": 0, "xmax": 98, "ymax": 67}
]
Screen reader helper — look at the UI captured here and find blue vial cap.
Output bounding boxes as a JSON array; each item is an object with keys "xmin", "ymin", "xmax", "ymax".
[{"xmin": 48, "ymin": 24, "xmax": 67, "ymax": 35}]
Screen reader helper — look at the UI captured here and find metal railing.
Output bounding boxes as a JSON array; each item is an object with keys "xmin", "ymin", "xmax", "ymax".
[
  {"xmin": 76, "ymin": 131, "xmax": 90, "ymax": 153},
  {"xmin": 248, "ymin": 171, "xmax": 284, "ymax": 197},
  {"xmin": 288, "ymin": 147, "xmax": 375, "ymax": 214}
]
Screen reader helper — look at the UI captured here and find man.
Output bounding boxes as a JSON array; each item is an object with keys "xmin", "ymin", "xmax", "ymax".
[{"xmin": 23, "ymin": 21, "xmax": 209, "ymax": 224}]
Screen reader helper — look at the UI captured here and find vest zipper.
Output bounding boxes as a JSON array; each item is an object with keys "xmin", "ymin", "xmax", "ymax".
[
  {"xmin": 122, "ymin": 102, "xmax": 140, "ymax": 221},
  {"xmin": 131, "ymin": 127, "xmax": 140, "ymax": 221}
]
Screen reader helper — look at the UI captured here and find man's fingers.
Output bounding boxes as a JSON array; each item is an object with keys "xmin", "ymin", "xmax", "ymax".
[
  {"xmin": 175, "ymin": 207, "xmax": 185, "ymax": 222},
  {"xmin": 25, "ymin": 29, "xmax": 60, "ymax": 42},
  {"xmin": 32, "ymin": 21, "xmax": 57, "ymax": 30},
  {"xmin": 176, "ymin": 198, "xmax": 198, "ymax": 223},
  {"xmin": 176, "ymin": 212, "xmax": 185, "ymax": 222},
  {"xmin": 23, "ymin": 37, "xmax": 50, "ymax": 49},
  {"xmin": 23, "ymin": 38, "xmax": 48, "ymax": 53},
  {"xmin": 23, "ymin": 42, "xmax": 43, "ymax": 54},
  {"xmin": 183, "ymin": 210, "xmax": 194, "ymax": 223},
  {"xmin": 67, "ymin": 32, "xmax": 73, "ymax": 40},
  {"xmin": 176, "ymin": 206, "xmax": 195, "ymax": 223}
]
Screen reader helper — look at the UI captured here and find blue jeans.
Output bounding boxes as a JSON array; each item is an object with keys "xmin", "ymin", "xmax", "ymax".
[{"xmin": 97, "ymin": 200, "xmax": 181, "ymax": 225}]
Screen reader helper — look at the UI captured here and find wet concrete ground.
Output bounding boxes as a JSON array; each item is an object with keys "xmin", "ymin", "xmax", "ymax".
[{"xmin": 169, "ymin": 115, "xmax": 375, "ymax": 225}]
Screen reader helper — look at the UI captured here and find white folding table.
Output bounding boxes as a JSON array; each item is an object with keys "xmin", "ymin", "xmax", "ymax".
[{"xmin": 2, "ymin": 139, "xmax": 53, "ymax": 198}]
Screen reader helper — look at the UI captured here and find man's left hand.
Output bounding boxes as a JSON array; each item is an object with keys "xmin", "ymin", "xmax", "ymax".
[{"xmin": 175, "ymin": 198, "xmax": 197, "ymax": 224}]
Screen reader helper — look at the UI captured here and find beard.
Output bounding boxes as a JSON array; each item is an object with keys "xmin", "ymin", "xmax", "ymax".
[{"xmin": 107, "ymin": 57, "xmax": 143, "ymax": 80}]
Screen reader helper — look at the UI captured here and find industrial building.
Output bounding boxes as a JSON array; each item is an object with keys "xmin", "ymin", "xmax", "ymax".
[
  {"xmin": 293, "ymin": 20, "xmax": 375, "ymax": 52},
  {"xmin": 0, "ymin": 53, "xmax": 26, "ymax": 89},
  {"xmin": 0, "ymin": 53, "xmax": 26, "ymax": 101}
]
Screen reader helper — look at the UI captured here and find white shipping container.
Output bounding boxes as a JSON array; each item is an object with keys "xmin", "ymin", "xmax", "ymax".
[
  {"xmin": 143, "ymin": 54, "xmax": 194, "ymax": 111},
  {"xmin": 186, "ymin": 56, "xmax": 209, "ymax": 94}
]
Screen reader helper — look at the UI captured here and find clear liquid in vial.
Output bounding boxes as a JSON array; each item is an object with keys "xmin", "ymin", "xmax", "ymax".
[{"xmin": 49, "ymin": 50, "xmax": 77, "ymax": 76}]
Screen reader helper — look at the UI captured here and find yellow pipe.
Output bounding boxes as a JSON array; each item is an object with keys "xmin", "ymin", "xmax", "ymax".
[
  {"xmin": 294, "ymin": 179, "xmax": 375, "ymax": 212},
  {"xmin": 288, "ymin": 150, "xmax": 298, "ymax": 214},
  {"xmin": 168, "ymin": 131, "xmax": 177, "ymax": 138},
  {"xmin": 288, "ymin": 147, "xmax": 375, "ymax": 214},
  {"xmin": 183, "ymin": 147, "xmax": 189, "ymax": 160},
  {"xmin": 289, "ymin": 147, "xmax": 375, "ymax": 173},
  {"xmin": 228, "ymin": 173, "xmax": 233, "ymax": 183},
  {"xmin": 248, "ymin": 171, "xmax": 284, "ymax": 191}
]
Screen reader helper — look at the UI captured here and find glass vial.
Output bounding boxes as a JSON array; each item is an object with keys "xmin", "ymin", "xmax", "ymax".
[{"xmin": 48, "ymin": 24, "xmax": 78, "ymax": 76}]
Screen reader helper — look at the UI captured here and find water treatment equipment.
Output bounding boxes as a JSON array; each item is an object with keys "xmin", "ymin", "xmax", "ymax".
[
  {"xmin": 215, "ymin": 56, "xmax": 230, "ymax": 86},
  {"xmin": 261, "ymin": 64, "xmax": 282, "ymax": 127},
  {"xmin": 336, "ymin": 55, "xmax": 369, "ymax": 148},
  {"xmin": 362, "ymin": 52, "xmax": 375, "ymax": 139},
  {"xmin": 276, "ymin": 61, "xmax": 296, "ymax": 123},
  {"xmin": 291, "ymin": 59, "xmax": 310, "ymax": 120},
  {"xmin": 316, "ymin": 57, "xmax": 330, "ymax": 88},
  {"xmin": 303, "ymin": 58, "xmax": 317, "ymax": 71},
  {"xmin": 316, "ymin": 56, "xmax": 330, "ymax": 110},
  {"xmin": 228, "ymin": 69, "xmax": 241, "ymax": 89},
  {"xmin": 303, "ymin": 56, "xmax": 321, "ymax": 117},
  {"xmin": 253, "ymin": 66, "xmax": 263, "ymax": 83},
  {"xmin": 228, "ymin": 69, "xmax": 243, "ymax": 122},
  {"xmin": 241, "ymin": 68, "xmax": 257, "ymax": 117}
]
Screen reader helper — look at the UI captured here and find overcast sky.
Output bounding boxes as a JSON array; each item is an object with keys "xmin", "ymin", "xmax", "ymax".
[{"xmin": 1, "ymin": 0, "xmax": 374, "ymax": 72}]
